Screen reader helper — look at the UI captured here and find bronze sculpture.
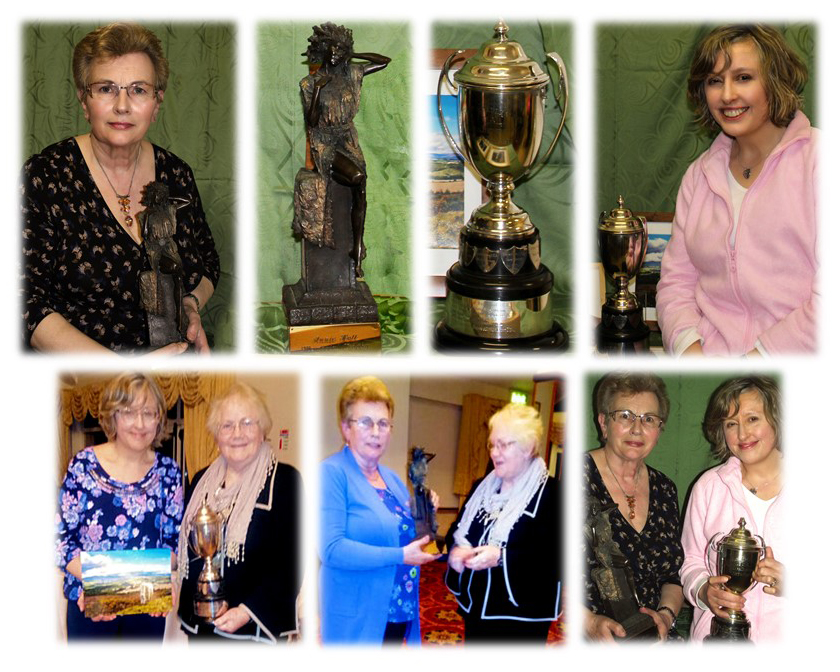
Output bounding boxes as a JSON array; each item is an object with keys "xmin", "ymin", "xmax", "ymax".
[
  {"xmin": 137, "ymin": 181, "xmax": 190, "ymax": 347},
  {"xmin": 408, "ymin": 446, "xmax": 438, "ymax": 547},
  {"xmin": 283, "ymin": 23, "xmax": 390, "ymax": 341}
]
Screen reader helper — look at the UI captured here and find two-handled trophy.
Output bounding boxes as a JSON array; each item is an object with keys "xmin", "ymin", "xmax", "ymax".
[
  {"xmin": 188, "ymin": 500, "xmax": 229, "ymax": 621},
  {"xmin": 597, "ymin": 196, "xmax": 649, "ymax": 353},
  {"xmin": 705, "ymin": 518, "xmax": 766, "ymax": 641},
  {"xmin": 434, "ymin": 21, "xmax": 569, "ymax": 352}
]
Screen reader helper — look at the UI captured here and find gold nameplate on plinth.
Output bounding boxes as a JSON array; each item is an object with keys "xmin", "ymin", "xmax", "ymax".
[{"xmin": 289, "ymin": 322, "xmax": 382, "ymax": 352}]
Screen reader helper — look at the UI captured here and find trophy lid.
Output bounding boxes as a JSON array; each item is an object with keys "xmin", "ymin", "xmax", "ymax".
[
  {"xmin": 193, "ymin": 500, "xmax": 222, "ymax": 526},
  {"xmin": 721, "ymin": 518, "xmax": 762, "ymax": 550},
  {"xmin": 454, "ymin": 20, "xmax": 550, "ymax": 90},
  {"xmin": 599, "ymin": 195, "xmax": 646, "ymax": 234}
]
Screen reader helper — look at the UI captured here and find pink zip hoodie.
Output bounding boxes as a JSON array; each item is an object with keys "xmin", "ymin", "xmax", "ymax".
[
  {"xmin": 657, "ymin": 111, "xmax": 818, "ymax": 355},
  {"xmin": 680, "ymin": 456, "xmax": 784, "ymax": 642}
]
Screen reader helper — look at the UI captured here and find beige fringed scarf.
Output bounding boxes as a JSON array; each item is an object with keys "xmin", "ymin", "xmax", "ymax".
[{"xmin": 178, "ymin": 442, "xmax": 276, "ymax": 581}]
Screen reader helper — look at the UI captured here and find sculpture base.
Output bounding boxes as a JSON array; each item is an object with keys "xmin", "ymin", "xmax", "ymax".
[
  {"xmin": 282, "ymin": 279, "xmax": 380, "ymax": 327},
  {"xmin": 289, "ymin": 321, "xmax": 381, "ymax": 352},
  {"xmin": 615, "ymin": 612, "xmax": 659, "ymax": 641},
  {"xmin": 434, "ymin": 226, "xmax": 568, "ymax": 352},
  {"xmin": 707, "ymin": 614, "xmax": 753, "ymax": 642}
]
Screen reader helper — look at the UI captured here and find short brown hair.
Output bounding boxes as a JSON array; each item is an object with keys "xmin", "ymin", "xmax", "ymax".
[
  {"xmin": 98, "ymin": 373, "xmax": 168, "ymax": 446},
  {"xmin": 594, "ymin": 373, "xmax": 670, "ymax": 445},
  {"xmin": 337, "ymin": 376, "xmax": 394, "ymax": 423},
  {"xmin": 206, "ymin": 382, "xmax": 273, "ymax": 440},
  {"xmin": 688, "ymin": 24, "xmax": 808, "ymax": 131},
  {"xmin": 73, "ymin": 22, "xmax": 169, "ymax": 92},
  {"xmin": 702, "ymin": 376, "xmax": 781, "ymax": 461}
]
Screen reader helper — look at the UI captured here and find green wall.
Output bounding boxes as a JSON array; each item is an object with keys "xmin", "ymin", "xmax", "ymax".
[
  {"xmin": 433, "ymin": 21, "xmax": 575, "ymax": 337},
  {"xmin": 22, "ymin": 22, "xmax": 237, "ymax": 350},
  {"xmin": 595, "ymin": 23, "xmax": 816, "ymax": 214},
  {"xmin": 584, "ymin": 372, "xmax": 781, "ymax": 508},
  {"xmin": 257, "ymin": 22, "xmax": 412, "ymax": 301}
]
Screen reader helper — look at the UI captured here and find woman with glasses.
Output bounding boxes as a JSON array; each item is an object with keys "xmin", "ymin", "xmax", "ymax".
[
  {"xmin": 446, "ymin": 403, "xmax": 561, "ymax": 642},
  {"xmin": 22, "ymin": 23, "xmax": 219, "ymax": 353},
  {"xmin": 320, "ymin": 376, "xmax": 438, "ymax": 645},
  {"xmin": 584, "ymin": 373, "xmax": 684, "ymax": 641},
  {"xmin": 56, "ymin": 373, "xmax": 182, "ymax": 639},
  {"xmin": 177, "ymin": 382, "xmax": 301, "ymax": 642},
  {"xmin": 680, "ymin": 376, "xmax": 784, "ymax": 642}
]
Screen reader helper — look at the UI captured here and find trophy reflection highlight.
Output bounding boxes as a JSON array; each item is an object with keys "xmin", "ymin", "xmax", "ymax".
[
  {"xmin": 705, "ymin": 518, "xmax": 765, "ymax": 641},
  {"xmin": 189, "ymin": 501, "xmax": 229, "ymax": 621},
  {"xmin": 434, "ymin": 20, "xmax": 569, "ymax": 352},
  {"xmin": 597, "ymin": 196, "xmax": 649, "ymax": 352}
]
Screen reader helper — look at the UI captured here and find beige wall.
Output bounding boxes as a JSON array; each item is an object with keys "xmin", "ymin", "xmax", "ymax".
[{"xmin": 237, "ymin": 373, "xmax": 301, "ymax": 472}]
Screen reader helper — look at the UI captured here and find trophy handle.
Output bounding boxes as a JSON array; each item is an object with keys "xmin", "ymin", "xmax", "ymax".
[
  {"xmin": 437, "ymin": 50, "xmax": 467, "ymax": 163},
  {"xmin": 530, "ymin": 51, "xmax": 569, "ymax": 178},
  {"xmin": 706, "ymin": 532, "xmax": 722, "ymax": 577}
]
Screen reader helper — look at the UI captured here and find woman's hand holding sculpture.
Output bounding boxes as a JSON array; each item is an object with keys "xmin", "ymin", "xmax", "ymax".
[
  {"xmin": 402, "ymin": 535, "xmax": 439, "ymax": 566},
  {"xmin": 585, "ymin": 611, "xmax": 626, "ymax": 642}
]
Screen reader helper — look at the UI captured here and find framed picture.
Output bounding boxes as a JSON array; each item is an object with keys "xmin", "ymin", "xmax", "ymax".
[
  {"xmin": 637, "ymin": 218, "xmax": 673, "ymax": 323},
  {"xmin": 81, "ymin": 548, "xmax": 173, "ymax": 618},
  {"xmin": 429, "ymin": 49, "xmax": 483, "ymax": 296}
]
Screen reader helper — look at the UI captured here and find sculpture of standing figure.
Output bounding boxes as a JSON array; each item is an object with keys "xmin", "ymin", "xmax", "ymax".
[
  {"xmin": 137, "ymin": 181, "xmax": 190, "ymax": 345},
  {"xmin": 294, "ymin": 22, "xmax": 390, "ymax": 279}
]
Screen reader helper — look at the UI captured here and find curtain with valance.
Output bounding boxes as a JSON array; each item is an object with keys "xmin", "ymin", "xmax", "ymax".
[{"xmin": 58, "ymin": 373, "xmax": 235, "ymax": 482}]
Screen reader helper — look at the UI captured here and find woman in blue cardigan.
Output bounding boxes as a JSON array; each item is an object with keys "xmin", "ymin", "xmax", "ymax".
[{"xmin": 320, "ymin": 377, "xmax": 439, "ymax": 645}]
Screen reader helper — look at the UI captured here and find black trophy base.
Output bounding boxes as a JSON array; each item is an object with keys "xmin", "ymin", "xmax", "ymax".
[
  {"xmin": 282, "ymin": 278, "xmax": 379, "ymax": 327},
  {"xmin": 435, "ymin": 319, "xmax": 568, "ymax": 353},
  {"xmin": 707, "ymin": 615, "xmax": 753, "ymax": 642},
  {"xmin": 597, "ymin": 304, "xmax": 649, "ymax": 354}
]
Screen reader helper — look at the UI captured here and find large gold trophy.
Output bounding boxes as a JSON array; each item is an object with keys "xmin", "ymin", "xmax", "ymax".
[
  {"xmin": 597, "ymin": 196, "xmax": 649, "ymax": 352},
  {"xmin": 705, "ymin": 518, "xmax": 766, "ymax": 641},
  {"xmin": 189, "ymin": 501, "xmax": 229, "ymax": 620},
  {"xmin": 434, "ymin": 21, "xmax": 569, "ymax": 352}
]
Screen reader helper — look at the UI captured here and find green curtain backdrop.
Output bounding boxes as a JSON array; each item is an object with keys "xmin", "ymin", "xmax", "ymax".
[
  {"xmin": 433, "ymin": 21, "xmax": 574, "ymax": 337},
  {"xmin": 583, "ymin": 372, "xmax": 780, "ymax": 509},
  {"xmin": 257, "ymin": 22, "xmax": 411, "ymax": 302},
  {"xmin": 21, "ymin": 22, "xmax": 236, "ymax": 350},
  {"xmin": 596, "ymin": 23, "xmax": 816, "ymax": 214}
]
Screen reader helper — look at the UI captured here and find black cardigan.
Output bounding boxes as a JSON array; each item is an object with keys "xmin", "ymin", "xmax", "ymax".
[
  {"xmin": 445, "ymin": 475, "xmax": 561, "ymax": 621},
  {"xmin": 178, "ymin": 461, "xmax": 301, "ymax": 642}
]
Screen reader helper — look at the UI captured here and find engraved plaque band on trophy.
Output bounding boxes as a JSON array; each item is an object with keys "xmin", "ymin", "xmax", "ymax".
[{"xmin": 434, "ymin": 21, "xmax": 569, "ymax": 352}]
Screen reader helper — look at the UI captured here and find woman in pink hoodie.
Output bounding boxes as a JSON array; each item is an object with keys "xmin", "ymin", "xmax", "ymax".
[
  {"xmin": 657, "ymin": 25, "xmax": 817, "ymax": 356},
  {"xmin": 680, "ymin": 376, "xmax": 784, "ymax": 642}
]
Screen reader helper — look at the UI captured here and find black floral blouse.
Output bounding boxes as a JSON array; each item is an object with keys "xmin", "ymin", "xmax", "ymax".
[
  {"xmin": 21, "ymin": 138, "xmax": 220, "ymax": 352},
  {"xmin": 584, "ymin": 453, "xmax": 683, "ymax": 612}
]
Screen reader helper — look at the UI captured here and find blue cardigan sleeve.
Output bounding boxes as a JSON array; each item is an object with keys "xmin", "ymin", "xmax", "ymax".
[{"xmin": 319, "ymin": 458, "xmax": 404, "ymax": 570}]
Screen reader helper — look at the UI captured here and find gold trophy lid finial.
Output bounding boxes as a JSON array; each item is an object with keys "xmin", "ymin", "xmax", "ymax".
[
  {"xmin": 722, "ymin": 518, "xmax": 762, "ymax": 550},
  {"xmin": 455, "ymin": 21, "xmax": 550, "ymax": 89},
  {"xmin": 599, "ymin": 195, "xmax": 646, "ymax": 234}
]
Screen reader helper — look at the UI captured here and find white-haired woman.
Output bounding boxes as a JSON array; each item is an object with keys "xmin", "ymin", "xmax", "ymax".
[
  {"xmin": 177, "ymin": 382, "xmax": 301, "ymax": 642},
  {"xmin": 446, "ymin": 403, "xmax": 561, "ymax": 642}
]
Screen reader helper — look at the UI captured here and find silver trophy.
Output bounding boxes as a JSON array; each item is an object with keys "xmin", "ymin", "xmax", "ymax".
[
  {"xmin": 705, "ymin": 517, "xmax": 766, "ymax": 641},
  {"xmin": 434, "ymin": 21, "xmax": 569, "ymax": 352},
  {"xmin": 188, "ymin": 500, "xmax": 229, "ymax": 621}
]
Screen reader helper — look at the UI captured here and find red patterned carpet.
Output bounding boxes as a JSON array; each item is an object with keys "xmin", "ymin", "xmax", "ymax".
[{"xmin": 419, "ymin": 558, "xmax": 564, "ymax": 646}]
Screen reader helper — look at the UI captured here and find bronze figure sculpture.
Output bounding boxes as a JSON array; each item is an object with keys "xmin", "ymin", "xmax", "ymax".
[
  {"xmin": 408, "ymin": 446, "xmax": 438, "ymax": 547},
  {"xmin": 283, "ymin": 23, "xmax": 390, "ymax": 344},
  {"xmin": 137, "ymin": 181, "xmax": 190, "ymax": 347}
]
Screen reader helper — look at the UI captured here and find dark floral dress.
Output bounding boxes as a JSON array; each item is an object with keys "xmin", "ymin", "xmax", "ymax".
[
  {"xmin": 584, "ymin": 453, "xmax": 683, "ymax": 612},
  {"xmin": 21, "ymin": 138, "xmax": 220, "ymax": 352},
  {"xmin": 375, "ymin": 486, "xmax": 418, "ymax": 624},
  {"xmin": 55, "ymin": 447, "xmax": 184, "ymax": 602}
]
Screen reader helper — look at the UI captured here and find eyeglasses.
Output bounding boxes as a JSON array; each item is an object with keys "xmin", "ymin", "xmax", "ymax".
[
  {"xmin": 86, "ymin": 80, "xmax": 158, "ymax": 102},
  {"xmin": 116, "ymin": 408, "xmax": 159, "ymax": 424},
  {"xmin": 218, "ymin": 417, "xmax": 260, "ymax": 436},
  {"xmin": 348, "ymin": 417, "xmax": 393, "ymax": 432},
  {"xmin": 488, "ymin": 439, "xmax": 519, "ymax": 453},
  {"xmin": 608, "ymin": 409, "xmax": 664, "ymax": 430}
]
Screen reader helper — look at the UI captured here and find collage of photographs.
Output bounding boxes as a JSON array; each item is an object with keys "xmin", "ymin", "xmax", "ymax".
[{"xmin": 6, "ymin": 3, "xmax": 836, "ymax": 667}]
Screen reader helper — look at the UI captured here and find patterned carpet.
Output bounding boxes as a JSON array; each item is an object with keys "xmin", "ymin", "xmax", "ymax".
[{"xmin": 419, "ymin": 558, "xmax": 564, "ymax": 646}]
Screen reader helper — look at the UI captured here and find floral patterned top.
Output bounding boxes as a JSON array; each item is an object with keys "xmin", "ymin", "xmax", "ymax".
[
  {"xmin": 21, "ymin": 138, "xmax": 220, "ymax": 352},
  {"xmin": 375, "ymin": 486, "xmax": 418, "ymax": 624},
  {"xmin": 55, "ymin": 447, "xmax": 184, "ymax": 601},
  {"xmin": 584, "ymin": 453, "xmax": 683, "ymax": 612}
]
